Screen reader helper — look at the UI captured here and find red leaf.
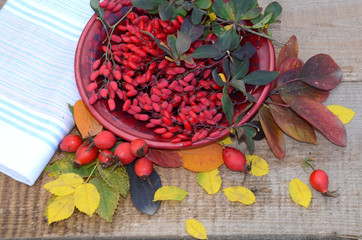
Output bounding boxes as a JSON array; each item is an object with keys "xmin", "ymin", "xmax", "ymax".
[
  {"xmin": 276, "ymin": 35, "xmax": 298, "ymax": 70},
  {"xmin": 300, "ymin": 54, "xmax": 343, "ymax": 91},
  {"xmin": 278, "ymin": 58, "xmax": 304, "ymax": 74},
  {"xmin": 269, "ymin": 104, "xmax": 316, "ymax": 144},
  {"xmin": 258, "ymin": 105, "xmax": 286, "ymax": 159},
  {"xmin": 145, "ymin": 148, "xmax": 183, "ymax": 168},
  {"xmin": 289, "ymin": 96, "xmax": 347, "ymax": 146}
]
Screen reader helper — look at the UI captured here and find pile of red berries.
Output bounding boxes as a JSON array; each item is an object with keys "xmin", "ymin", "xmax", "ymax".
[
  {"xmin": 60, "ymin": 131, "xmax": 153, "ymax": 178},
  {"xmin": 86, "ymin": 3, "xmax": 235, "ymax": 147}
]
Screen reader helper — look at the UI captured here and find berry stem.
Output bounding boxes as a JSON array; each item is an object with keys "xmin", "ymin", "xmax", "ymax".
[{"xmin": 303, "ymin": 157, "xmax": 315, "ymax": 172}]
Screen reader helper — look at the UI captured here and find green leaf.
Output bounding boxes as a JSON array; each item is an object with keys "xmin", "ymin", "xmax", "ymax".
[
  {"xmin": 189, "ymin": 44, "xmax": 221, "ymax": 59},
  {"xmin": 251, "ymin": 12, "xmax": 272, "ymax": 29},
  {"xmin": 230, "ymin": 58, "xmax": 249, "ymax": 80},
  {"xmin": 154, "ymin": 186, "xmax": 188, "ymax": 201},
  {"xmin": 90, "ymin": 0, "xmax": 108, "ymax": 27},
  {"xmin": 46, "ymin": 154, "xmax": 96, "ymax": 178},
  {"xmin": 241, "ymin": 7, "xmax": 262, "ymax": 20},
  {"xmin": 223, "ymin": 58, "xmax": 231, "ymax": 80},
  {"xmin": 230, "ymin": 0, "xmax": 257, "ymax": 21},
  {"xmin": 242, "ymin": 70, "xmax": 279, "ymax": 86},
  {"xmin": 242, "ymin": 126, "xmax": 256, "ymax": 154},
  {"xmin": 212, "ymin": 0, "xmax": 234, "ymax": 20},
  {"xmin": 98, "ymin": 165, "xmax": 130, "ymax": 197},
  {"xmin": 230, "ymin": 79, "xmax": 247, "ymax": 96},
  {"xmin": 231, "ymin": 41, "xmax": 256, "ymax": 61},
  {"xmin": 233, "ymin": 102, "xmax": 253, "ymax": 126},
  {"xmin": 90, "ymin": 177, "xmax": 120, "ymax": 223},
  {"xmin": 167, "ymin": 35, "xmax": 178, "ymax": 58},
  {"xmin": 131, "ymin": 0, "xmax": 166, "ymax": 11},
  {"xmin": 173, "ymin": 5, "xmax": 187, "ymax": 18},
  {"xmin": 158, "ymin": 1, "xmax": 173, "ymax": 21},
  {"xmin": 191, "ymin": 6, "xmax": 203, "ymax": 25},
  {"xmin": 182, "ymin": 1, "xmax": 193, "ymax": 11},
  {"xmin": 176, "ymin": 31, "xmax": 192, "ymax": 55},
  {"xmin": 264, "ymin": 1, "xmax": 282, "ymax": 23},
  {"xmin": 180, "ymin": 16, "xmax": 204, "ymax": 42},
  {"xmin": 222, "ymin": 87, "xmax": 234, "ymax": 125},
  {"xmin": 141, "ymin": 30, "xmax": 173, "ymax": 56},
  {"xmin": 195, "ymin": 0, "xmax": 212, "ymax": 9},
  {"xmin": 212, "ymin": 68, "xmax": 226, "ymax": 87}
]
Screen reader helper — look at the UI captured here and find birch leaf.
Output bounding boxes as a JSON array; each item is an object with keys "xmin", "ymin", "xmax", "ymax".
[
  {"xmin": 289, "ymin": 178, "xmax": 312, "ymax": 208},
  {"xmin": 245, "ymin": 155, "xmax": 269, "ymax": 176},
  {"xmin": 223, "ymin": 186, "xmax": 255, "ymax": 205},
  {"xmin": 327, "ymin": 105, "xmax": 355, "ymax": 124},
  {"xmin": 185, "ymin": 219, "xmax": 208, "ymax": 240},
  {"xmin": 45, "ymin": 194, "xmax": 75, "ymax": 225},
  {"xmin": 197, "ymin": 169, "xmax": 222, "ymax": 194},
  {"xmin": 74, "ymin": 183, "xmax": 100, "ymax": 217},
  {"xmin": 153, "ymin": 186, "xmax": 188, "ymax": 201},
  {"xmin": 43, "ymin": 173, "xmax": 84, "ymax": 196}
]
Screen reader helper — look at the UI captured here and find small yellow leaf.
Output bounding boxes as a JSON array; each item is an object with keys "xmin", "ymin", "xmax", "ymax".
[
  {"xmin": 218, "ymin": 73, "xmax": 227, "ymax": 82},
  {"xmin": 153, "ymin": 186, "xmax": 188, "ymax": 201},
  {"xmin": 219, "ymin": 135, "xmax": 232, "ymax": 145},
  {"xmin": 209, "ymin": 12, "xmax": 216, "ymax": 21},
  {"xmin": 43, "ymin": 173, "xmax": 84, "ymax": 196},
  {"xmin": 185, "ymin": 219, "xmax": 208, "ymax": 240},
  {"xmin": 46, "ymin": 194, "xmax": 75, "ymax": 225},
  {"xmin": 165, "ymin": 56, "xmax": 174, "ymax": 62},
  {"xmin": 197, "ymin": 169, "xmax": 222, "ymax": 195},
  {"xmin": 74, "ymin": 183, "xmax": 100, "ymax": 217},
  {"xmin": 245, "ymin": 155, "xmax": 269, "ymax": 176},
  {"xmin": 224, "ymin": 24, "xmax": 233, "ymax": 31},
  {"xmin": 223, "ymin": 186, "xmax": 255, "ymax": 205},
  {"xmin": 327, "ymin": 105, "xmax": 355, "ymax": 124},
  {"xmin": 289, "ymin": 178, "xmax": 312, "ymax": 208}
]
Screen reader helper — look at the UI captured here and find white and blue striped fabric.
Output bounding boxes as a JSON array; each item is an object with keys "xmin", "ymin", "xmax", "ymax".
[{"xmin": 0, "ymin": 0, "xmax": 94, "ymax": 185}]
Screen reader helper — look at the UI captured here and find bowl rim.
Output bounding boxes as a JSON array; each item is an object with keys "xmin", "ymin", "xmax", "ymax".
[{"xmin": 75, "ymin": 13, "xmax": 275, "ymax": 149}]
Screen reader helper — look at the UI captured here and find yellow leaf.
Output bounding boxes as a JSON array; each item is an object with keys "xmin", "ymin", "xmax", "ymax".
[
  {"xmin": 185, "ymin": 219, "xmax": 208, "ymax": 240},
  {"xmin": 218, "ymin": 73, "xmax": 227, "ymax": 83},
  {"xmin": 224, "ymin": 24, "xmax": 233, "ymax": 31},
  {"xmin": 197, "ymin": 169, "xmax": 222, "ymax": 195},
  {"xmin": 153, "ymin": 186, "xmax": 188, "ymax": 201},
  {"xmin": 245, "ymin": 155, "xmax": 269, "ymax": 176},
  {"xmin": 218, "ymin": 135, "xmax": 232, "ymax": 145},
  {"xmin": 327, "ymin": 105, "xmax": 355, "ymax": 124},
  {"xmin": 289, "ymin": 178, "xmax": 312, "ymax": 208},
  {"xmin": 165, "ymin": 56, "xmax": 175, "ymax": 62},
  {"xmin": 74, "ymin": 100, "xmax": 103, "ymax": 138},
  {"xmin": 223, "ymin": 186, "xmax": 255, "ymax": 205},
  {"xmin": 208, "ymin": 12, "xmax": 216, "ymax": 21},
  {"xmin": 43, "ymin": 173, "xmax": 84, "ymax": 196},
  {"xmin": 74, "ymin": 183, "xmax": 100, "ymax": 217},
  {"xmin": 45, "ymin": 194, "xmax": 75, "ymax": 225}
]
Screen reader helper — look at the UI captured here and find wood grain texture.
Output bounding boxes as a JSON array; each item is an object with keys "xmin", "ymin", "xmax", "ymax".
[{"xmin": 0, "ymin": 0, "xmax": 361, "ymax": 239}]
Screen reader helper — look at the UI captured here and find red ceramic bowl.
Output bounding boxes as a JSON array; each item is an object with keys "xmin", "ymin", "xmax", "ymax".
[{"xmin": 75, "ymin": 9, "xmax": 275, "ymax": 149}]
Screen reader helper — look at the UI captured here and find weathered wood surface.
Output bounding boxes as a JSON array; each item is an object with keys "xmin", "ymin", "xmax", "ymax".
[{"xmin": 0, "ymin": 0, "xmax": 361, "ymax": 239}]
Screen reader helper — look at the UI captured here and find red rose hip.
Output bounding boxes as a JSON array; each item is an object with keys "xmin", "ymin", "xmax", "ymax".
[
  {"xmin": 130, "ymin": 138, "xmax": 148, "ymax": 157},
  {"xmin": 222, "ymin": 147, "xmax": 247, "ymax": 172},
  {"xmin": 134, "ymin": 157, "xmax": 153, "ymax": 178},
  {"xmin": 60, "ymin": 134, "xmax": 83, "ymax": 153},
  {"xmin": 114, "ymin": 142, "xmax": 136, "ymax": 165}
]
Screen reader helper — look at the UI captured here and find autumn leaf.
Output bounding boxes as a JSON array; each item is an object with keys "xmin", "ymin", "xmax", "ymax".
[
  {"xmin": 245, "ymin": 155, "xmax": 269, "ymax": 176},
  {"xmin": 197, "ymin": 169, "xmax": 222, "ymax": 195},
  {"xmin": 43, "ymin": 173, "xmax": 84, "ymax": 196},
  {"xmin": 73, "ymin": 100, "xmax": 103, "ymax": 138},
  {"xmin": 74, "ymin": 183, "xmax": 100, "ymax": 217},
  {"xmin": 327, "ymin": 105, "xmax": 355, "ymax": 124},
  {"xmin": 98, "ymin": 165, "xmax": 129, "ymax": 197},
  {"xmin": 153, "ymin": 186, "xmax": 188, "ymax": 201},
  {"xmin": 278, "ymin": 58, "xmax": 304, "ymax": 74},
  {"xmin": 219, "ymin": 135, "xmax": 233, "ymax": 145},
  {"xmin": 185, "ymin": 219, "xmax": 208, "ymax": 240},
  {"xmin": 145, "ymin": 148, "xmax": 183, "ymax": 167},
  {"xmin": 45, "ymin": 194, "xmax": 75, "ymax": 225},
  {"xmin": 90, "ymin": 177, "xmax": 119, "ymax": 223},
  {"xmin": 276, "ymin": 35, "xmax": 298, "ymax": 70},
  {"xmin": 181, "ymin": 142, "xmax": 224, "ymax": 172},
  {"xmin": 223, "ymin": 186, "xmax": 255, "ymax": 205},
  {"xmin": 289, "ymin": 178, "xmax": 312, "ymax": 208}
]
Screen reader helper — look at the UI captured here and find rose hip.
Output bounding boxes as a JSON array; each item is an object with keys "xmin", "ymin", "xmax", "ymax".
[{"xmin": 222, "ymin": 147, "xmax": 247, "ymax": 172}]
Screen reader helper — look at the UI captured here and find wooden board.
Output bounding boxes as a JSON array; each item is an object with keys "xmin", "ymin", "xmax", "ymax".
[{"xmin": 0, "ymin": 0, "xmax": 361, "ymax": 239}]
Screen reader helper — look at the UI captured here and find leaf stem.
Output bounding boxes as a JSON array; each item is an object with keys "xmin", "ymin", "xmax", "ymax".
[
  {"xmin": 275, "ymin": 77, "xmax": 301, "ymax": 89},
  {"xmin": 86, "ymin": 162, "xmax": 99, "ymax": 183},
  {"xmin": 303, "ymin": 157, "xmax": 315, "ymax": 173},
  {"xmin": 267, "ymin": 101, "xmax": 290, "ymax": 108}
]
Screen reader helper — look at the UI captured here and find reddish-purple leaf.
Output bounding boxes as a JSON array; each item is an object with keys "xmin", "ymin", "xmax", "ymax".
[
  {"xmin": 278, "ymin": 58, "xmax": 304, "ymax": 74},
  {"xmin": 299, "ymin": 54, "xmax": 343, "ymax": 91},
  {"xmin": 258, "ymin": 105, "xmax": 286, "ymax": 160},
  {"xmin": 276, "ymin": 35, "xmax": 298, "ymax": 70},
  {"xmin": 145, "ymin": 148, "xmax": 183, "ymax": 168},
  {"xmin": 289, "ymin": 96, "xmax": 347, "ymax": 146},
  {"xmin": 269, "ymin": 104, "xmax": 316, "ymax": 144}
]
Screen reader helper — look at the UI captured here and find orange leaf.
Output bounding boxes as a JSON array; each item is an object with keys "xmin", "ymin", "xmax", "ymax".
[
  {"xmin": 276, "ymin": 35, "xmax": 298, "ymax": 70},
  {"xmin": 181, "ymin": 142, "xmax": 224, "ymax": 172},
  {"xmin": 73, "ymin": 100, "xmax": 103, "ymax": 138}
]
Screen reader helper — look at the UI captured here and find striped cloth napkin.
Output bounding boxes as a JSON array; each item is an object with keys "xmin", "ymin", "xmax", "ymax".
[{"xmin": 0, "ymin": 0, "xmax": 94, "ymax": 185}]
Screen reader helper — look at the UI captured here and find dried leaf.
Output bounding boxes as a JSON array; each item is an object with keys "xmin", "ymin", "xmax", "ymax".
[
  {"xmin": 276, "ymin": 35, "xmax": 298, "ymax": 70},
  {"xmin": 98, "ymin": 165, "xmax": 129, "ymax": 197},
  {"xmin": 258, "ymin": 105, "xmax": 286, "ymax": 159},
  {"xmin": 289, "ymin": 178, "xmax": 312, "ymax": 208},
  {"xmin": 145, "ymin": 148, "xmax": 183, "ymax": 168},
  {"xmin": 269, "ymin": 104, "xmax": 316, "ymax": 144},
  {"xmin": 278, "ymin": 58, "xmax": 303, "ymax": 73},
  {"xmin": 73, "ymin": 100, "xmax": 103, "ymax": 138},
  {"xmin": 289, "ymin": 97, "xmax": 347, "ymax": 146},
  {"xmin": 90, "ymin": 177, "xmax": 119, "ymax": 223},
  {"xmin": 197, "ymin": 169, "xmax": 222, "ymax": 194},
  {"xmin": 181, "ymin": 142, "xmax": 224, "ymax": 172},
  {"xmin": 223, "ymin": 186, "xmax": 255, "ymax": 205},
  {"xmin": 245, "ymin": 155, "xmax": 269, "ymax": 176},
  {"xmin": 153, "ymin": 186, "xmax": 188, "ymax": 201},
  {"xmin": 43, "ymin": 173, "xmax": 84, "ymax": 196},
  {"xmin": 327, "ymin": 105, "xmax": 355, "ymax": 124},
  {"xmin": 219, "ymin": 135, "xmax": 233, "ymax": 145},
  {"xmin": 185, "ymin": 219, "xmax": 208, "ymax": 240},
  {"xmin": 74, "ymin": 183, "xmax": 100, "ymax": 217},
  {"xmin": 45, "ymin": 194, "xmax": 75, "ymax": 225}
]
